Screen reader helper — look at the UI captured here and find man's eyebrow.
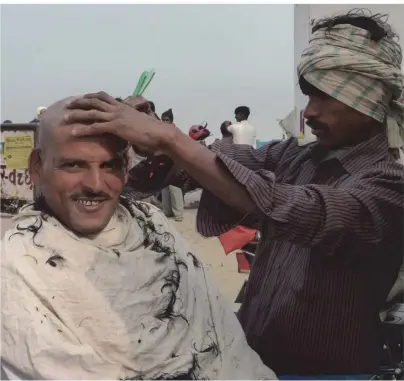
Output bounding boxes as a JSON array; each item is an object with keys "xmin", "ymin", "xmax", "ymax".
[
  {"xmin": 57, "ymin": 158, "xmax": 87, "ymax": 164},
  {"xmin": 103, "ymin": 156, "xmax": 125, "ymax": 166},
  {"xmin": 56, "ymin": 156, "xmax": 124, "ymax": 165}
]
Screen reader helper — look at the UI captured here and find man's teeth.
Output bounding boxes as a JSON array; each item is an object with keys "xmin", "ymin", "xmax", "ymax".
[{"xmin": 76, "ymin": 200, "xmax": 103, "ymax": 206}]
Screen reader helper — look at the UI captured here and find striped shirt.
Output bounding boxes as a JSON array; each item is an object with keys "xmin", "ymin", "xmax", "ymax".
[{"xmin": 128, "ymin": 132, "xmax": 404, "ymax": 375}]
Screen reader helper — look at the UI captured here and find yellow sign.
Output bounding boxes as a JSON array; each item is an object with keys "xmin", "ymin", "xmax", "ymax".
[{"xmin": 4, "ymin": 135, "xmax": 34, "ymax": 170}]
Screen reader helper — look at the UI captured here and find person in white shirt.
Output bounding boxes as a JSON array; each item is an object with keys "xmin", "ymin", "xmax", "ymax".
[{"xmin": 228, "ymin": 106, "xmax": 256, "ymax": 147}]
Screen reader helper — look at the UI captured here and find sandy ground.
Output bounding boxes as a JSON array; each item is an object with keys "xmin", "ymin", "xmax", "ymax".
[
  {"xmin": 1, "ymin": 198, "xmax": 247, "ymax": 304},
  {"xmin": 170, "ymin": 208, "xmax": 248, "ymax": 303}
]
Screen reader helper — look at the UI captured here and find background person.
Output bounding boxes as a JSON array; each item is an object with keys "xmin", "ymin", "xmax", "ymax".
[
  {"xmin": 161, "ymin": 108, "xmax": 184, "ymax": 222},
  {"xmin": 228, "ymin": 106, "xmax": 256, "ymax": 147}
]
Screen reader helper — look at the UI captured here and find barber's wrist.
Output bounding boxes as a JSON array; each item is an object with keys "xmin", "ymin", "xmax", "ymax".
[{"xmin": 158, "ymin": 125, "xmax": 183, "ymax": 156}]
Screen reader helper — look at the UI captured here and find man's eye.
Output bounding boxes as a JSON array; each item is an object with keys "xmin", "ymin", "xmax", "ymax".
[{"xmin": 61, "ymin": 162, "xmax": 82, "ymax": 169}]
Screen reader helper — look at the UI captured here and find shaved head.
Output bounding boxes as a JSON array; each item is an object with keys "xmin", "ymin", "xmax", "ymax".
[
  {"xmin": 38, "ymin": 96, "xmax": 79, "ymax": 153},
  {"xmin": 30, "ymin": 95, "xmax": 129, "ymax": 235},
  {"xmin": 38, "ymin": 96, "xmax": 128, "ymax": 157}
]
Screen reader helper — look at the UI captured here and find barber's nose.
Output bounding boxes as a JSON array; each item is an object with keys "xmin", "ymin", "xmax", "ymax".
[
  {"xmin": 82, "ymin": 167, "xmax": 103, "ymax": 192},
  {"xmin": 303, "ymin": 97, "xmax": 321, "ymax": 120}
]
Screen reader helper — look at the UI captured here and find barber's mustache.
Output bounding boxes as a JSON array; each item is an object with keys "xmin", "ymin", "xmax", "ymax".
[
  {"xmin": 71, "ymin": 190, "xmax": 111, "ymax": 201},
  {"xmin": 306, "ymin": 118, "xmax": 329, "ymax": 131}
]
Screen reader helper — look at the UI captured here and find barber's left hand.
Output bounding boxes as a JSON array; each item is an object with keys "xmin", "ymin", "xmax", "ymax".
[{"xmin": 65, "ymin": 91, "xmax": 175, "ymax": 155}]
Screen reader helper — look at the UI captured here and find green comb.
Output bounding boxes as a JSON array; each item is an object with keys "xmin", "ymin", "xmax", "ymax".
[{"xmin": 133, "ymin": 69, "xmax": 155, "ymax": 97}]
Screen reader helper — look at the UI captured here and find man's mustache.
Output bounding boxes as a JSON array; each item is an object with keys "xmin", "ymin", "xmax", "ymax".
[
  {"xmin": 71, "ymin": 190, "xmax": 111, "ymax": 200},
  {"xmin": 306, "ymin": 118, "xmax": 329, "ymax": 131}
]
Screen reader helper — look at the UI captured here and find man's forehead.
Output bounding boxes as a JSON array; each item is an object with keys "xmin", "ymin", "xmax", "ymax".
[
  {"xmin": 51, "ymin": 135, "xmax": 126, "ymax": 162},
  {"xmin": 39, "ymin": 95, "xmax": 128, "ymax": 155}
]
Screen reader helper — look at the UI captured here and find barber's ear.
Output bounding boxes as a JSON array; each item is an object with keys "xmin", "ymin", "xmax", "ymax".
[{"xmin": 28, "ymin": 149, "xmax": 42, "ymax": 186}]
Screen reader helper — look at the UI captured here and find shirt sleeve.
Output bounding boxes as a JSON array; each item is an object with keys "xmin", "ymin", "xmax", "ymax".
[
  {"xmin": 127, "ymin": 139, "xmax": 289, "ymax": 195},
  {"xmin": 197, "ymin": 153, "xmax": 404, "ymax": 256},
  {"xmin": 196, "ymin": 138, "xmax": 299, "ymax": 235}
]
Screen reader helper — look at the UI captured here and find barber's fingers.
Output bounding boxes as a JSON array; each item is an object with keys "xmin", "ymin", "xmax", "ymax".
[
  {"xmin": 64, "ymin": 109, "xmax": 115, "ymax": 125},
  {"xmin": 124, "ymin": 96, "xmax": 148, "ymax": 108},
  {"xmin": 67, "ymin": 97, "xmax": 115, "ymax": 112},
  {"xmin": 82, "ymin": 91, "xmax": 120, "ymax": 106},
  {"xmin": 70, "ymin": 121, "xmax": 117, "ymax": 137},
  {"xmin": 124, "ymin": 96, "xmax": 154, "ymax": 116}
]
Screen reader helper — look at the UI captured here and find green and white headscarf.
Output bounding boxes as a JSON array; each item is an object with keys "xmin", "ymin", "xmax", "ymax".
[{"xmin": 298, "ymin": 24, "xmax": 404, "ymax": 162}]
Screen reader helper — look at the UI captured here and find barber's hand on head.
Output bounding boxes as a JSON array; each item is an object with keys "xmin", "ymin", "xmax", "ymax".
[
  {"xmin": 65, "ymin": 91, "xmax": 172, "ymax": 156},
  {"xmin": 122, "ymin": 96, "xmax": 154, "ymax": 115}
]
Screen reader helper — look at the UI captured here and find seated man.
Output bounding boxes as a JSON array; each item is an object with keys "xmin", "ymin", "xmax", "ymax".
[{"xmin": 1, "ymin": 98, "xmax": 276, "ymax": 380}]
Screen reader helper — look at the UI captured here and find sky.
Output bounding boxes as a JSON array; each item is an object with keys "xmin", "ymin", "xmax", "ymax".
[{"xmin": 0, "ymin": 4, "xmax": 295, "ymax": 141}]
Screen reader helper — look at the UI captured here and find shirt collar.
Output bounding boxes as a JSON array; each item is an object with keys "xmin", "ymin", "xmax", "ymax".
[{"xmin": 309, "ymin": 132, "xmax": 391, "ymax": 174}]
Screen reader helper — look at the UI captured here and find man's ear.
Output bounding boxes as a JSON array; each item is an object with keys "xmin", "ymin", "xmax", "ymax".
[{"xmin": 28, "ymin": 149, "xmax": 42, "ymax": 186}]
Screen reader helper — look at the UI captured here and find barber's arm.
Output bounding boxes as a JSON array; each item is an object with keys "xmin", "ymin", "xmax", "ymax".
[
  {"xmin": 198, "ymin": 153, "xmax": 404, "ymax": 252},
  {"xmin": 160, "ymin": 128, "xmax": 404, "ymax": 248},
  {"xmin": 127, "ymin": 130, "xmax": 288, "ymax": 198}
]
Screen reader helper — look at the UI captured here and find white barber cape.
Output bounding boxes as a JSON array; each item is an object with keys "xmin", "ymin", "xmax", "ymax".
[
  {"xmin": 228, "ymin": 120, "xmax": 257, "ymax": 147},
  {"xmin": 1, "ymin": 200, "xmax": 276, "ymax": 380}
]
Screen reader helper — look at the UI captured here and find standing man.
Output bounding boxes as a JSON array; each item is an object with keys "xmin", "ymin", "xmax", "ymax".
[
  {"xmin": 161, "ymin": 108, "xmax": 174, "ymax": 125},
  {"xmin": 160, "ymin": 108, "xmax": 184, "ymax": 222},
  {"xmin": 30, "ymin": 106, "xmax": 47, "ymax": 123},
  {"xmin": 220, "ymin": 120, "xmax": 233, "ymax": 140},
  {"xmin": 64, "ymin": 10, "xmax": 404, "ymax": 378},
  {"xmin": 211, "ymin": 121, "xmax": 232, "ymax": 147},
  {"xmin": 228, "ymin": 106, "xmax": 256, "ymax": 147}
]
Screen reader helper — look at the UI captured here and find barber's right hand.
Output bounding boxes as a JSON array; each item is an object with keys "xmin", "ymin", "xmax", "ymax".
[
  {"xmin": 65, "ymin": 91, "xmax": 177, "ymax": 157},
  {"xmin": 122, "ymin": 96, "xmax": 155, "ymax": 118}
]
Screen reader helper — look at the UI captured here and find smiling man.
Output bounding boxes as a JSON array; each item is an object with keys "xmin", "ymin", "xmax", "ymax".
[
  {"xmin": 0, "ymin": 98, "xmax": 276, "ymax": 380},
  {"xmin": 30, "ymin": 97, "xmax": 127, "ymax": 235}
]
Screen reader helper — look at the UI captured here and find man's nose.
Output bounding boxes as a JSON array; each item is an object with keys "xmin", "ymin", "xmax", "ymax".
[
  {"xmin": 303, "ymin": 98, "xmax": 321, "ymax": 120},
  {"xmin": 81, "ymin": 167, "xmax": 103, "ymax": 192}
]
